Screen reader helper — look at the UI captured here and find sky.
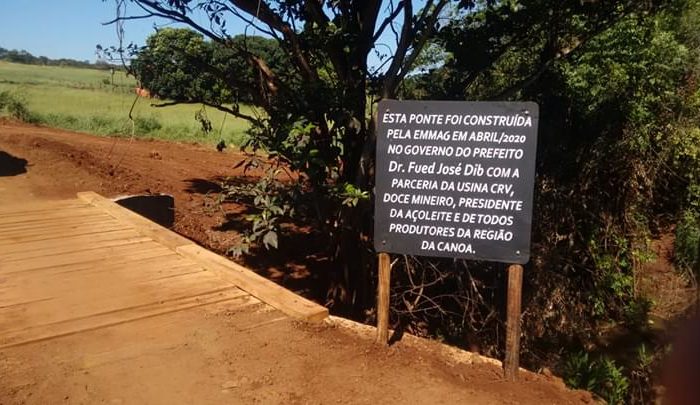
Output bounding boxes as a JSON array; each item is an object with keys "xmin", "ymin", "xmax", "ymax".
[
  {"xmin": 0, "ymin": 1, "xmax": 241, "ymax": 63},
  {"xmin": 0, "ymin": 1, "xmax": 400, "ymax": 68}
]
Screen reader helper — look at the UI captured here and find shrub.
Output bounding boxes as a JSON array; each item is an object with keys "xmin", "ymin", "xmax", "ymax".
[
  {"xmin": 134, "ymin": 116, "xmax": 162, "ymax": 134},
  {"xmin": 564, "ymin": 351, "xmax": 630, "ymax": 404},
  {"xmin": 675, "ymin": 209, "xmax": 700, "ymax": 272},
  {"xmin": 0, "ymin": 91, "xmax": 35, "ymax": 122}
]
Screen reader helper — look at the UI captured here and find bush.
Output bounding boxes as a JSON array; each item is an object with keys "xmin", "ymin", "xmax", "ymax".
[
  {"xmin": 36, "ymin": 113, "xmax": 125, "ymax": 136},
  {"xmin": 86, "ymin": 115, "xmax": 115, "ymax": 133},
  {"xmin": 675, "ymin": 209, "xmax": 700, "ymax": 272},
  {"xmin": 0, "ymin": 91, "xmax": 35, "ymax": 122},
  {"xmin": 564, "ymin": 351, "xmax": 629, "ymax": 404},
  {"xmin": 134, "ymin": 115, "xmax": 162, "ymax": 134}
]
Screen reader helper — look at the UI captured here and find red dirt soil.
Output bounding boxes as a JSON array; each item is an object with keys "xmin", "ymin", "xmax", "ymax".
[{"xmin": 0, "ymin": 120, "xmax": 593, "ymax": 404}]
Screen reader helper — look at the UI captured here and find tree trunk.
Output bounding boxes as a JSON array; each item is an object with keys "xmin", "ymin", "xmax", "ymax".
[{"xmin": 327, "ymin": 83, "xmax": 376, "ymax": 314}]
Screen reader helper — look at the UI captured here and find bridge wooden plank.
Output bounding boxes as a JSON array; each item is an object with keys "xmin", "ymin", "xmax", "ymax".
[
  {"xmin": 3, "ymin": 251, "xmax": 184, "ymax": 280},
  {"xmin": 0, "ymin": 276, "xmax": 244, "ymax": 332},
  {"xmin": 0, "ymin": 206, "xmax": 104, "ymax": 225},
  {"xmin": 176, "ymin": 244, "xmax": 329, "ymax": 322},
  {"xmin": 0, "ymin": 260, "xmax": 204, "ymax": 304},
  {"xmin": 1, "ymin": 228, "xmax": 144, "ymax": 254},
  {"xmin": 0, "ymin": 288, "xmax": 254, "ymax": 350},
  {"xmin": 0, "ymin": 213, "xmax": 116, "ymax": 232},
  {"xmin": 0, "ymin": 199, "xmax": 86, "ymax": 215},
  {"xmin": 0, "ymin": 240, "xmax": 173, "ymax": 273},
  {"xmin": 1, "ymin": 235, "xmax": 152, "ymax": 263},
  {"xmin": 0, "ymin": 222, "xmax": 132, "ymax": 243}
]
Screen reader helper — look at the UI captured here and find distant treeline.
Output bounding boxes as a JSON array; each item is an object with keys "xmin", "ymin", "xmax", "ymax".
[{"xmin": 0, "ymin": 46, "xmax": 118, "ymax": 70}]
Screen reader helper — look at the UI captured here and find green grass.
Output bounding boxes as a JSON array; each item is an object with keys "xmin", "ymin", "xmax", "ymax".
[
  {"xmin": 0, "ymin": 60, "xmax": 134, "ymax": 89},
  {"xmin": 0, "ymin": 61, "xmax": 252, "ymax": 146}
]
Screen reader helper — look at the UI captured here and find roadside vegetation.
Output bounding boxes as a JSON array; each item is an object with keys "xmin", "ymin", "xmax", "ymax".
[{"xmin": 0, "ymin": 61, "xmax": 251, "ymax": 145}]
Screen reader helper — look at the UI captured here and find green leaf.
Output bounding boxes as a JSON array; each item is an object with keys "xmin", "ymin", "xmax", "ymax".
[{"xmin": 262, "ymin": 231, "xmax": 278, "ymax": 249}]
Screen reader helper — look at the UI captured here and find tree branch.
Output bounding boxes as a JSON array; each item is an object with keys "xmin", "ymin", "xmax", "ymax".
[
  {"xmin": 151, "ymin": 100, "xmax": 260, "ymax": 124},
  {"xmin": 227, "ymin": 0, "xmax": 320, "ymax": 82},
  {"xmin": 303, "ymin": 0, "xmax": 350, "ymax": 81},
  {"xmin": 396, "ymin": 0, "xmax": 448, "ymax": 84},
  {"xmin": 373, "ymin": 1, "xmax": 405, "ymax": 42},
  {"xmin": 490, "ymin": 12, "xmax": 624, "ymax": 100},
  {"xmin": 102, "ymin": 13, "xmax": 157, "ymax": 25},
  {"xmin": 304, "ymin": 0, "xmax": 330, "ymax": 26},
  {"xmin": 381, "ymin": 0, "xmax": 413, "ymax": 98},
  {"xmin": 381, "ymin": 0, "xmax": 449, "ymax": 98}
]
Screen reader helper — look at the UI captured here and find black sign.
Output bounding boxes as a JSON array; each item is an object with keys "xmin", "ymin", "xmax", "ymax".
[{"xmin": 374, "ymin": 100, "xmax": 539, "ymax": 264}]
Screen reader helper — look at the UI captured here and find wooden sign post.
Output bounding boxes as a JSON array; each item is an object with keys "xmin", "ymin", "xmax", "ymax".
[
  {"xmin": 504, "ymin": 264, "xmax": 523, "ymax": 380},
  {"xmin": 373, "ymin": 100, "xmax": 539, "ymax": 379},
  {"xmin": 376, "ymin": 252, "xmax": 391, "ymax": 344}
]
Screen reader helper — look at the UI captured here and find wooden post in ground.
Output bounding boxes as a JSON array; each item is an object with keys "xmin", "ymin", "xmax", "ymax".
[
  {"xmin": 376, "ymin": 252, "xmax": 391, "ymax": 344},
  {"xmin": 504, "ymin": 264, "xmax": 524, "ymax": 381}
]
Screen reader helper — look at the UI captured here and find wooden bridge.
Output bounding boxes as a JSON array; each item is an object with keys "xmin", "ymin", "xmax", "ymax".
[{"xmin": 0, "ymin": 192, "xmax": 327, "ymax": 403}]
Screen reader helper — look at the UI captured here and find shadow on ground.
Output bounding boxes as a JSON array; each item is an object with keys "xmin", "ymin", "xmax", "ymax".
[
  {"xmin": 238, "ymin": 227, "xmax": 335, "ymax": 306},
  {"xmin": 0, "ymin": 151, "xmax": 28, "ymax": 176},
  {"xmin": 184, "ymin": 176, "xmax": 259, "ymax": 195},
  {"xmin": 184, "ymin": 178, "xmax": 224, "ymax": 194},
  {"xmin": 183, "ymin": 176, "xmax": 336, "ymax": 308}
]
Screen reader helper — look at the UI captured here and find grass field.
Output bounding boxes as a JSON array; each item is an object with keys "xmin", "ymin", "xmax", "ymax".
[{"xmin": 0, "ymin": 61, "xmax": 252, "ymax": 146}]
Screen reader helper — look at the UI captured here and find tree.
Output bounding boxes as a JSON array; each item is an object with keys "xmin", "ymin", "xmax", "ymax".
[
  {"xmin": 131, "ymin": 28, "xmax": 291, "ymax": 105},
  {"xmin": 111, "ymin": 0, "xmax": 457, "ymax": 312},
  {"xmin": 132, "ymin": 28, "xmax": 216, "ymax": 100}
]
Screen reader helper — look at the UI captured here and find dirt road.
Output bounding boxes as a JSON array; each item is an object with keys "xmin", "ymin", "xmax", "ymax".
[
  {"xmin": 0, "ymin": 118, "xmax": 249, "ymax": 248},
  {"xmin": 0, "ymin": 120, "xmax": 592, "ymax": 404}
]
